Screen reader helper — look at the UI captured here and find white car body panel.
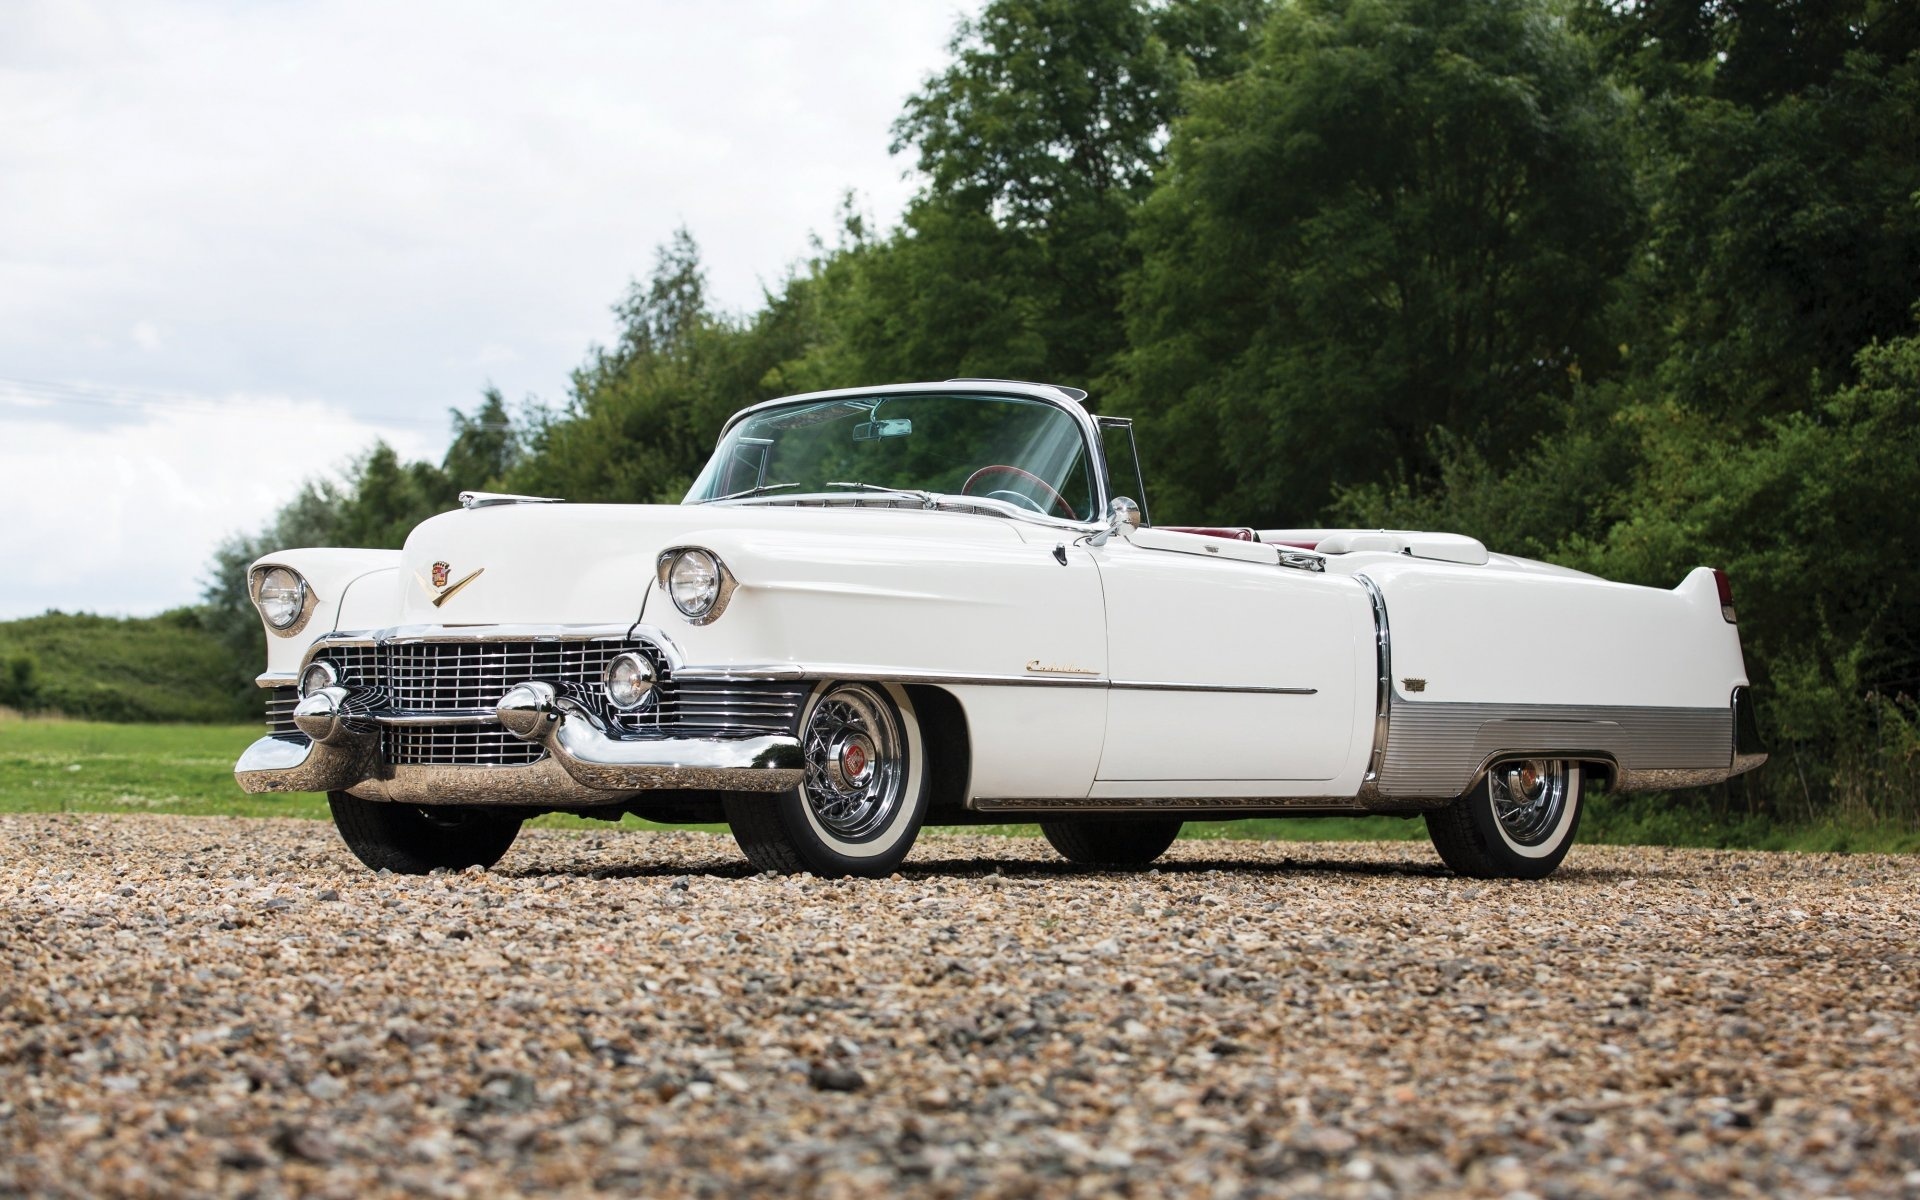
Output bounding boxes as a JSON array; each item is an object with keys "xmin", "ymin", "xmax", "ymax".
[{"xmin": 234, "ymin": 379, "xmax": 1763, "ymax": 822}]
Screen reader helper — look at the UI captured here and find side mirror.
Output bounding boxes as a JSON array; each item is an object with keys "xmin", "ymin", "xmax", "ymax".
[{"xmin": 1089, "ymin": 496, "xmax": 1142, "ymax": 547}]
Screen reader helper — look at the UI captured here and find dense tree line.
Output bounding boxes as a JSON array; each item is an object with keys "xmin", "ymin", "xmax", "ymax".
[{"xmin": 188, "ymin": 0, "xmax": 1916, "ymax": 825}]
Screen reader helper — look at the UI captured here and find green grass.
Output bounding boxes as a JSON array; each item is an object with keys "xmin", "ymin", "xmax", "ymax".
[
  {"xmin": 3, "ymin": 715, "xmax": 1916, "ymax": 852},
  {"xmin": 0, "ymin": 714, "xmax": 326, "ymax": 818},
  {"xmin": 0, "ymin": 715, "xmax": 1453, "ymax": 841},
  {"xmin": 0, "ymin": 609, "xmax": 254, "ymax": 723}
]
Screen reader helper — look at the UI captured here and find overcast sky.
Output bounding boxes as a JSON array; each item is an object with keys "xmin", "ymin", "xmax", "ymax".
[{"xmin": 0, "ymin": 0, "xmax": 971, "ymax": 619}]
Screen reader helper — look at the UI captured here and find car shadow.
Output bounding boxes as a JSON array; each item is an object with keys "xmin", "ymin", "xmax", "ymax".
[
  {"xmin": 500, "ymin": 850, "xmax": 1666, "ymax": 884},
  {"xmin": 502, "ymin": 853, "xmax": 1458, "ymax": 882}
]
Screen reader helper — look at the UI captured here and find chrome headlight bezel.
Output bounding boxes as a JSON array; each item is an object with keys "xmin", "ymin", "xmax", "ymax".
[
  {"xmin": 655, "ymin": 547, "xmax": 737, "ymax": 625},
  {"xmin": 603, "ymin": 651, "xmax": 658, "ymax": 711},
  {"xmin": 251, "ymin": 564, "xmax": 316, "ymax": 637}
]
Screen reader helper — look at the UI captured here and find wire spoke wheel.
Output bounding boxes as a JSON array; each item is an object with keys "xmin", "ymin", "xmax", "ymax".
[
  {"xmin": 1489, "ymin": 758, "xmax": 1570, "ymax": 847},
  {"xmin": 725, "ymin": 681, "xmax": 929, "ymax": 877},
  {"xmin": 800, "ymin": 684, "xmax": 907, "ymax": 842},
  {"xmin": 1425, "ymin": 758, "xmax": 1583, "ymax": 880}
]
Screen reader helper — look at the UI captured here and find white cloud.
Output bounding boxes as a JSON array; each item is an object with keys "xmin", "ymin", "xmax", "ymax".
[
  {"xmin": 0, "ymin": 0, "xmax": 972, "ymax": 617},
  {"xmin": 0, "ymin": 395, "xmax": 437, "ymax": 619}
]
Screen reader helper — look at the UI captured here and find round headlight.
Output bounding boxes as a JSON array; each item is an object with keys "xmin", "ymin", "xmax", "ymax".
[
  {"xmin": 604, "ymin": 651, "xmax": 656, "ymax": 711},
  {"xmin": 298, "ymin": 660, "xmax": 339, "ymax": 699},
  {"xmin": 667, "ymin": 550, "xmax": 722, "ymax": 620},
  {"xmin": 258, "ymin": 567, "xmax": 306, "ymax": 629}
]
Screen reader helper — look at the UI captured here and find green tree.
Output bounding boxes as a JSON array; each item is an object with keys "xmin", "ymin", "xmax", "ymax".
[
  {"xmin": 864, "ymin": 0, "xmax": 1268, "ymax": 388},
  {"xmin": 1121, "ymin": 0, "xmax": 1638, "ymax": 523},
  {"xmin": 507, "ymin": 229, "xmax": 827, "ymax": 502},
  {"xmin": 1579, "ymin": 0, "xmax": 1920, "ymax": 425}
]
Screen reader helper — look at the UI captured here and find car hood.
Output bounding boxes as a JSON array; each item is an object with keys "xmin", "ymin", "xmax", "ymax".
[{"xmin": 391, "ymin": 501, "xmax": 1027, "ymax": 626}]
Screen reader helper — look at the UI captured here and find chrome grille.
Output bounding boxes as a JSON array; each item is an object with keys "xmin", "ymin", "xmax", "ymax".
[
  {"xmin": 265, "ymin": 687, "xmax": 299, "ymax": 737},
  {"xmin": 304, "ymin": 634, "xmax": 810, "ymax": 767},
  {"xmin": 384, "ymin": 639, "xmax": 636, "ymax": 713},
  {"xmin": 382, "ymin": 724, "xmax": 544, "ymax": 767},
  {"xmin": 645, "ymin": 681, "xmax": 812, "ymax": 735}
]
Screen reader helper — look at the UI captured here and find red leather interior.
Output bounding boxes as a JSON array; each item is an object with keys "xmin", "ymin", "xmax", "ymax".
[{"xmin": 1162, "ymin": 526, "xmax": 1257, "ymax": 542}]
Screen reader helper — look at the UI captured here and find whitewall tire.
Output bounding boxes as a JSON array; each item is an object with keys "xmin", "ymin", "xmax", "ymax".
[
  {"xmin": 725, "ymin": 681, "xmax": 929, "ymax": 877},
  {"xmin": 1424, "ymin": 759, "xmax": 1582, "ymax": 880}
]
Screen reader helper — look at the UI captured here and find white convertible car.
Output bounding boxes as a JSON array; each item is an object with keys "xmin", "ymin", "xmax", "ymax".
[{"xmin": 235, "ymin": 381, "xmax": 1765, "ymax": 879}]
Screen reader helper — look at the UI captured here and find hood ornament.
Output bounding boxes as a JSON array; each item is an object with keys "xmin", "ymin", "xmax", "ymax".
[{"xmin": 417, "ymin": 561, "xmax": 484, "ymax": 608}]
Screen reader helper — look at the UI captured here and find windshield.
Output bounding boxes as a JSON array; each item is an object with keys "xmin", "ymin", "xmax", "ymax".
[{"xmin": 685, "ymin": 392, "xmax": 1098, "ymax": 521}]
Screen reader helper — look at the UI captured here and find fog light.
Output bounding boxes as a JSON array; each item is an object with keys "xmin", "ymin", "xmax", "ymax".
[
  {"xmin": 298, "ymin": 660, "xmax": 338, "ymax": 699},
  {"xmin": 604, "ymin": 652, "xmax": 656, "ymax": 711}
]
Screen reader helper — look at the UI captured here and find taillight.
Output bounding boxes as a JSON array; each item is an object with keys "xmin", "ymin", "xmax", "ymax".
[{"xmin": 1712, "ymin": 568, "xmax": 1736, "ymax": 623}]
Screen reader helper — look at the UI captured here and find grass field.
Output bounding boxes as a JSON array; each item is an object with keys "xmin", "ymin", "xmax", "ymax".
[{"xmin": 3, "ymin": 712, "xmax": 1915, "ymax": 852}]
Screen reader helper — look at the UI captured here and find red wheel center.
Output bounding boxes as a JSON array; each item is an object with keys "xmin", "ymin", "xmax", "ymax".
[{"xmin": 842, "ymin": 742, "xmax": 868, "ymax": 779}]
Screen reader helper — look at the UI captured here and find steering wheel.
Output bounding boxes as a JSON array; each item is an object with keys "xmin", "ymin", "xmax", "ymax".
[{"xmin": 960, "ymin": 465, "xmax": 1077, "ymax": 520}]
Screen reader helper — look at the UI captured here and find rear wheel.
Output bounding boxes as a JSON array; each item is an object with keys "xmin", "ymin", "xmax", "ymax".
[
  {"xmin": 327, "ymin": 792, "xmax": 522, "ymax": 874},
  {"xmin": 1041, "ymin": 818, "xmax": 1183, "ymax": 867},
  {"xmin": 1424, "ymin": 759, "xmax": 1582, "ymax": 880},
  {"xmin": 725, "ymin": 682, "xmax": 928, "ymax": 877}
]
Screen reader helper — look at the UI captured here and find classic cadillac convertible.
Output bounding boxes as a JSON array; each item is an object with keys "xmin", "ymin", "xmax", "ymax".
[{"xmin": 234, "ymin": 380, "xmax": 1765, "ymax": 879}]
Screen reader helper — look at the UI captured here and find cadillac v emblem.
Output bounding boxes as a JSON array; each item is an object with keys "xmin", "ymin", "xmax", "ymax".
[{"xmin": 417, "ymin": 561, "xmax": 484, "ymax": 608}]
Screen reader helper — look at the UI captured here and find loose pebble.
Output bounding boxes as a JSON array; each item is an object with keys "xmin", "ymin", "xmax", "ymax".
[{"xmin": 0, "ymin": 813, "xmax": 1916, "ymax": 1196}]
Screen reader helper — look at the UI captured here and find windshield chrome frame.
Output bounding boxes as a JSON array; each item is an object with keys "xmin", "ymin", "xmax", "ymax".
[{"xmin": 687, "ymin": 382, "xmax": 1114, "ymax": 529}]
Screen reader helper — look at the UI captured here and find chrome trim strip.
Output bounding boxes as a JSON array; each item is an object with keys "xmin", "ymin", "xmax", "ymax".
[
  {"xmin": 1353, "ymin": 575, "xmax": 1392, "ymax": 795},
  {"xmin": 973, "ymin": 795, "xmax": 1367, "ymax": 814},
  {"xmin": 1111, "ymin": 680, "xmax": 1318, "ymax": 695},
  {"xmin": 373, "ymin": 710, "xmax": 501, "ymax": 727},
  {"xmin": 671, "ymin": 662, "xmax": 1318, "ymax": 694},
  {"xmin": 254, "ymin": 672, "xmax": 297, "ymax": 689}
]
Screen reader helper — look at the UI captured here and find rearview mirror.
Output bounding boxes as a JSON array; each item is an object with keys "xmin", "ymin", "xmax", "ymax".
[{"xmin": 853, "ymin": 418, "xmax": 912, "ymax": 441}]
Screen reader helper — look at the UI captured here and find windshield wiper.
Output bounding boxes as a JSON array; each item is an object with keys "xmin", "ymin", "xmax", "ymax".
[
  {"xmin": 825, "ymin": 481, "xmax": 940, "ymax": 506},
  {"xmin": 702, "ymin": 482, "xmax": 800, "ymax": 503}
]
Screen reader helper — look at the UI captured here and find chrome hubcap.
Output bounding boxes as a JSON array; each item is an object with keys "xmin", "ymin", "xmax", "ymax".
[
  {"xmin": 1491, "ymin": 758, "xmax": 1569, "ymax": 846},
  {"xmin": 802, "ymin": 684, "xmax": 905, "ymax": 842}
]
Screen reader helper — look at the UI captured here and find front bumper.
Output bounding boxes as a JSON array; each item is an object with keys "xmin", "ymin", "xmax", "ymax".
[{"xmin": 234, "ymin": 683, "xmax": 804, "ymax": 806}]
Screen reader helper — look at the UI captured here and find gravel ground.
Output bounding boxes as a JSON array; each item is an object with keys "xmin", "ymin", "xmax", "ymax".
[{"xmin": 2, "ymin": 814, "xmax": 1918, "ymax": 1199}]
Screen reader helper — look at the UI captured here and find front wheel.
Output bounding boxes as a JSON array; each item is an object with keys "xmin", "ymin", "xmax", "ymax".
[
  {"xmin": 327, "ymin": 792, "xmax": 523, "ymax": 874},
  {"xmin": 725, "ymin": 682, "xmax": 929, "ymax": 877},
  {"xmin": 1424, "ymin": 759, "xmax": 1582, "ymax": 880},
  {"xmin": 1041, "ymin": 818, "xmax": 1182, "ymax": 867}
]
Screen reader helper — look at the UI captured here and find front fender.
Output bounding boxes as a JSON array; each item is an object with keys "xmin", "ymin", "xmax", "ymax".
[{"xmin": 249, "ymin": 548, "xmax": 402, "ymax": 677}]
